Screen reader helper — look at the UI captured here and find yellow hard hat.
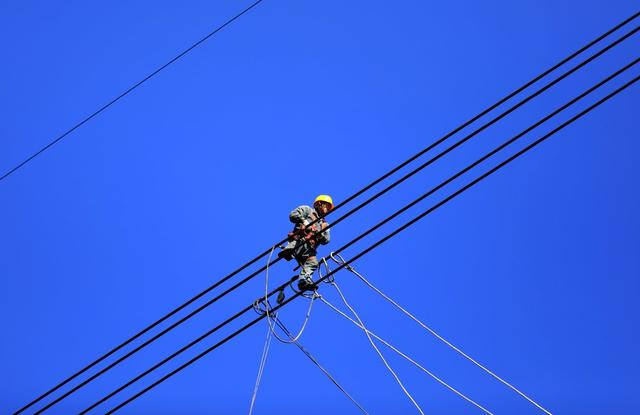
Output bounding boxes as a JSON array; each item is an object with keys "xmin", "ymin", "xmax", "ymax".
[{"xmin": 314, "ymin": 194, "xmax": 334, "ymax": 210}]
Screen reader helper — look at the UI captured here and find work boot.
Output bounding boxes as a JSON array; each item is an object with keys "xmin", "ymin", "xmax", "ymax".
[
  {"xmin": 297, "ymin": 276, "xmax": 315, "ymax": 292},
  {"xmin": 278, "ymin": 247, "xmax": 294, "ymax": 261}
]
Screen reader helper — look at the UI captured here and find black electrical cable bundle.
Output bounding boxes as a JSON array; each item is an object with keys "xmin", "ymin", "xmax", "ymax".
[
  {"xmin": 17, "ymin": 10, "xmax": 639, "ymax": 414},
  {"xmin": 84, "ymin": 57, "xmax": 639, "ymax": 414},
  {"xmin": 100, "ymin": 69, "xmax": 640, "ymax": 415}
]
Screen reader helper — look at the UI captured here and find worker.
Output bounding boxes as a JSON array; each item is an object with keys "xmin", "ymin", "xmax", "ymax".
[{"xmin": 278, "ymin": 195, "xmax": 334, "ymax": 291}]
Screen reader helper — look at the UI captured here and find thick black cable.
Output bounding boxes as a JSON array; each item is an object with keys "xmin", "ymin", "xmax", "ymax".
[
  {"xmin": 105, "ymin": 74, "xmax": 639, "ymax": 414},
  {"xmin": 320, "ymin": 23, "xmax": 639, "ymax": 235},
  {"xmin": 35, "ymin": 272, "xmax": 264, "ymax": 413},
  {"xmin": 18, "ymin": 11, "xmax": 638, "ymax": 414},
  {"xmin": 92, "ymin": 63, "xmax": 638, "ymax": 413},
  {"xmin": 1, "ymin": 0, "xmax": 264, "ymax": 184},
  {"xmin": 80, "ymin": 304, "xmax": 254, "ymax": 415},
  {"xmin": 336, "ymin": 74, "xmax": 640, "ymax": 282},
  {"xmin": 330, "ymin": 58, "xmax": 640, "ymax": 256}
]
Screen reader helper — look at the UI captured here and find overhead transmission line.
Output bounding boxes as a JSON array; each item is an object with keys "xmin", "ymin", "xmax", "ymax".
[
  {"xmin": 103, "ymin": 76, "xmax": 640, "ymax": 413},
  {"xmin": 19, "ymin": 12, "xmax": 639, "ymax": 414},
  {"xmin": 92, "ymin": 63, "xmax": 639, "ymax": 414},
  {"xmin": 0, "ymin": 0, "xmax": 265, "ymax": 184}
]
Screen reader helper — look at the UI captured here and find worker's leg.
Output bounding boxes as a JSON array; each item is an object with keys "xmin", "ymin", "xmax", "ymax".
[
  {"xmin": 297, "ymin": 256, "xmax": 318, "ymax": 291},
  {"xmin": 278, "ymin": 239, "xmax": 297, "ymax": 260}
]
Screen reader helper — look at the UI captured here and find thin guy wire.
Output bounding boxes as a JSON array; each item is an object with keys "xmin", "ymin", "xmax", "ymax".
[
  {"xmin": 12, "ymin": 1, "xmax": 268, "ymax": 412},
  {"xmin": 66, "ymin": 28, "xmax": 640, "ymax": 411},
  {"xmin": 272, "ymin": 316, "xmax": 369, "ymax": 415},
  {"xmin": 331, "ymin": 281, "xmax": 425, "ymax": 415},
  {"xmin": 17, "ymin": 13, "xmax": 637, "ymax": 414},
  {"xmin": 320, "ymin": 297, "xmax": 493, "ymax": 415},
  {"xmin": 248, "ymin": 323, "xmax": 273, "ymax": 415},
  {"xmin": 2, "ymin": 0, "xmax": 264, "ymax": 184},
  {"xmin": 102, "ymin": 73, "xmax": 639, "ymax": 412}
]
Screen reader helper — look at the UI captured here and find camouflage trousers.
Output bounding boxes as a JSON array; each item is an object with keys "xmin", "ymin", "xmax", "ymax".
[
  {"xmin": 298, "ymin": 255, "xmax": 318, "ymax": 282},
  {"xmin": 283, "ymin": 239, "xmax": 318, "ymax": 282}
]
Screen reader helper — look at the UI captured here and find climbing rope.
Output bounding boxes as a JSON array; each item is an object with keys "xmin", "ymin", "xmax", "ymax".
[
  {"xmin": 251, "ymin": 251, "xmax": 367, "ymax": 414},
  {"xmin": 320, "ymin": 296, "xmax": 494, "ymax": 414},
  {"xmin": 257, "ymin": 246, "xmax": 316, "ymax": 344},
  {"xmin": 247, "ymin": 323, "xmax": 273, "ymax": 415},
  {"xmin": 271, "ymin": 315, "xmax": 370, "ymax": 414},
  {"xmin": 330, "ymin": 280, "xmax": 425, "ymax": 415},
  {"xmin": 330, "ymin": 252, "xmax": 553, "ymax": 415}
]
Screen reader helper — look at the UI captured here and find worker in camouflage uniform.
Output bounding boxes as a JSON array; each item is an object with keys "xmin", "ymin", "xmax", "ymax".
[{"xmin": 278, "ymin": 195, "xmax": 333, "ymax": 291}]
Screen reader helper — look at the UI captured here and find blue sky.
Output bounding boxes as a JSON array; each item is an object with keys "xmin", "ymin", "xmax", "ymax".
[{"xmin": 1, "ymin": 1, "xmax": 638, "ymax": 414}]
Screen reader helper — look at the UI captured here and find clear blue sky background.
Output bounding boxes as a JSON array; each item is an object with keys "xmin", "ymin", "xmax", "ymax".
[{"xmin": 1, "ymin": 1, "xmax": 638, "ymax": 414}]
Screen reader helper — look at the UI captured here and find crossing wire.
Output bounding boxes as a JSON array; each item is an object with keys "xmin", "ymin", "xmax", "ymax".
[
  {"xmin": 331, "ymin": 253, "xmax": 550, "ymax": 414},
  {"xmin": 320, "ymin": 296, "xmax": 494, "ymax": 415},
  {"xmin": 1, "ymin": 0, "xmax": 265, "ymax": 184},
  {"xmin": 247, "ymin": 323, "xmax": 272, "ymax": 415},
  {"xmin": 99, "ymin": 71, "xmax": 639, "ymax": 414},
  {"xmin": 271, "ymin": 316, "xmax": 370, "ymax": 415},
  {"xmin": 330, "ymin": 281, "xmax": 425, "ymax": 415},
  {"xmin": 78, "ymin": 48, "xmax": 638, "ymax": 414},
  {"xmin": 17, "ymin": 10, "xmax": 639, "ymax": 414}
]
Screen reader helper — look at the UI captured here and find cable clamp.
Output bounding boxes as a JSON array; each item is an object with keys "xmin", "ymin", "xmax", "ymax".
[
  {"xmin": 330, "ymin": 252, "xmax": 355, "ymax": 272},
  {"xmin": 252, "ymin": 298, "xmax": 269, "ymax": 315}
]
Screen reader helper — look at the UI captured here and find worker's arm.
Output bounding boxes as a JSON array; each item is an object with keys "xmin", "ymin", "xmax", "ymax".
[
  {"xmin": 317, "ymin": 221, "xmax": 331, "ymax": 245},
  {"xmin": 289, "ymin": 205, "xmax": 314, "ymax": 224}
]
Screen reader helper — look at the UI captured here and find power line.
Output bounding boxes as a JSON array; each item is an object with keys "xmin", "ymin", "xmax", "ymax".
[
  {"xmin": 97, "ymin": 67, "xmax": 639, "ymax": 413},
  {"xmin": 16, "ymin": 11, "xmax": 638, "ymax": 413},
  {"xmin": 320, "ymin": 23, "xmax": 639, "ymax": 236},
  {"xmin": 78, "ymin": 50, "xmax": 637, "ymax": 413},
  {"xmin": 57, "ymin": 39, "xmax": 640, "ymax": 414},
  {"xmin": 330, "ymin": 57, "xmax": 639, "ymax": 257},
  {"xmin": 116, "ymin": 71, "xmax": 640, "ymax": 414},
  {"xmin": 1, "ymin": 0, "xmax": 265, "ymax": 184}
]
